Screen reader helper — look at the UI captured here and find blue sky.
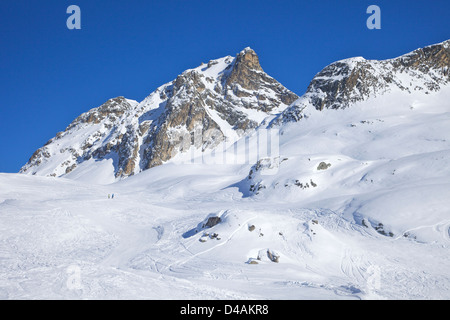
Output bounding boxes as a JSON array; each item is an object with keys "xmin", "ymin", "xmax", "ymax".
[{"xmin": 1, "ymin": 0, "xmax": 449, "ymax": 173}]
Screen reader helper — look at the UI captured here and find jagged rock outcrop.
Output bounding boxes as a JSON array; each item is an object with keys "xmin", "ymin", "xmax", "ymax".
[
  {"xmin": 274, "ymin": 39, "xmax": 450, "ymax": 124},
  {"xmin": 20, "ymin": 48, "xmax": 298, "ymax": 179}
]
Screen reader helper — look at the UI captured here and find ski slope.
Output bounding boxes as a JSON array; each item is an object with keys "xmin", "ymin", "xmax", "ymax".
[{"xmin": 1, "ymin": 87, "xmax": 450, "ymax": 300}]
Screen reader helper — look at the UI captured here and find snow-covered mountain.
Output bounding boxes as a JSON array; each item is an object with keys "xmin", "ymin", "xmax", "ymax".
[
  {"xmin": 3, "ymin": 40, "xmax": 450, "ymax": 300},
  {"xmin": 20, "ymin": 41, "xmax": 450, "ymax": 184},
  {"xmin": 19, "ymin": 48, "xmax": 297, "ymax": 182},
  {"xmin": 275, "ymin": 39, "xmax": 450, "ymax": 124}
]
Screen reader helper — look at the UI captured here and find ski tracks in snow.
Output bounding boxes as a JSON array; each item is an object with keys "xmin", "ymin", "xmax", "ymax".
[
  {"xmin": 394, "ymin": 219, "xmax": 450, "ymax": 243},
  {"xmin": 340, "ymin": 247, "xmax": 369, "ymax": 284},
  {"xmin": 165, "ymin": 214, "xmax": 258, "ymax": 272}
]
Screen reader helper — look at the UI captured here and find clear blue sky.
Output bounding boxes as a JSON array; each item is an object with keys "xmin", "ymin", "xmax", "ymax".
[{"xmin": 1, "ymin": 0, "xmax": 449, "ymax": 173}]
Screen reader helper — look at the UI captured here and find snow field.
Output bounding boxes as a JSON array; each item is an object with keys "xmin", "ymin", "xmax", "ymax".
[{"xmin": 2, "ymin": 84, "xmax": 450, "ymax": 299}]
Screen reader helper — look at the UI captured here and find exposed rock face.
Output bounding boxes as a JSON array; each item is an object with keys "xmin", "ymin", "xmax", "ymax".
[
  {"xmin": 267, "ymin": 249, "xmax": 280, "ymax": 263},
  {"xmin": 275, "ymin": 40, "xmax": 450, "ymax": 124},
  {"xmin": 204, "ymin": 216, "xmax": 222, "ymax": 228},
  {"xmin": 20, "ymin": 48, "xmax": 298, "ymax": 179},
  {"xmin": 226, "ymin": 48, "xmax": 263, "ymax": 90},
  {"xmin": 225, "ymin": 48, "xmax": 298, "ymax": 111}
]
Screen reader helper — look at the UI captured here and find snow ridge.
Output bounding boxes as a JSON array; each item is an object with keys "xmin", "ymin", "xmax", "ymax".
[{"xmin": 275, "ymin": 40, "xmax": 450, "ymax": 124}]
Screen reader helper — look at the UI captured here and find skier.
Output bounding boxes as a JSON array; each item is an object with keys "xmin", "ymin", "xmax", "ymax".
[{"xmin": 112, "ymin": 194, "xmax": 114, "ymax": 199}]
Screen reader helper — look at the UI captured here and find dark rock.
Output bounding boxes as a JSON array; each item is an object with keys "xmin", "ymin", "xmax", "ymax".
[
  {"xmin": 267, "ymin": 250, "xmax": 279, "ymax": 263},
  {"xmin": 205, "ymin": 216, "xmax": 222, "ymax": 228},
  {"xmin": 317, "ymin": 162, "xmax": 331, "ymax": 170}
]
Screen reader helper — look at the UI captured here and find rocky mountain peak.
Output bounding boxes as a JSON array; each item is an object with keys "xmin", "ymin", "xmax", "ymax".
[
  {"xmin": 20, "ymin": 48, "xmax": 297, "ymax": 181},
  {"xmin": 237, "ymin": 47, "xmax": 263, "ymax": 72},
  {"xmin": 274, "ymin": 39, "xmax": 450, "ymax": 124},
  {"xmin": 225, "ymin": 47, "xmax": 265, "ymax": 91}
]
